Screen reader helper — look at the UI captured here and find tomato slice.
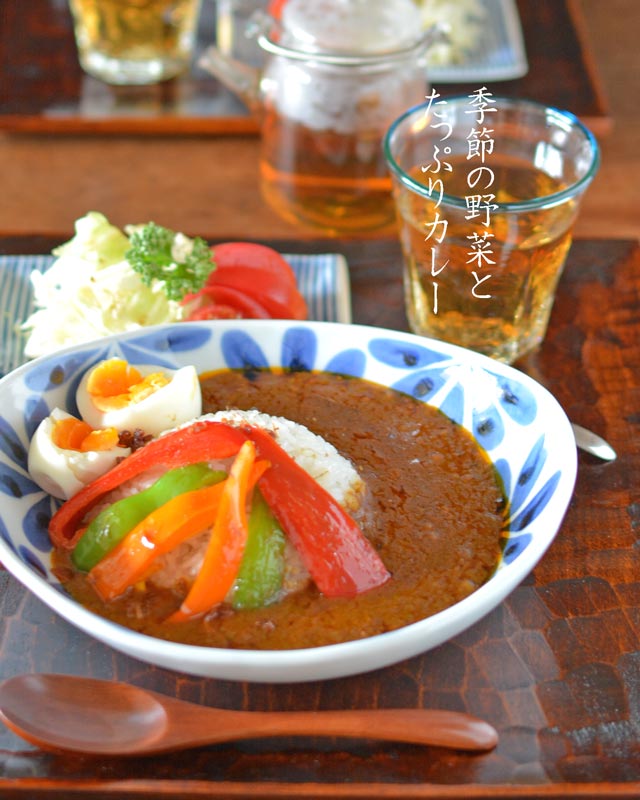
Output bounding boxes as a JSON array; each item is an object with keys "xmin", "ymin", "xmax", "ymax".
[
  {"xmin": 185, "ymin": 285, "xmax": 272, "ymax": 320},
  {"xmin": 211, "ymin": 243, "xmax": 298, "ymax": 288},
  {"xmin": 187, "ymin": 305, "xmax": 241, "ymax": 320},
  {"xmin": 210, "ymin": 273, "xmax": 306, "ymax": 319},
  {"xmin": 207, "ymin": 242, "xmax": 308, "ymax": 321}
]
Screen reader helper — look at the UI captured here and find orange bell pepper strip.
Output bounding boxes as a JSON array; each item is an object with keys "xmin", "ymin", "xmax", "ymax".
[
  {"xmin": 49, "ymin": 420, "xmax": 248, "ymax": 549},
  {"xmin": 89, "ymin": 454, "xmax": 271, "ymax": 603},
  {"xmin": 167, "ymin": 440, "xmax": 265, "ymax": 622},
  {"xmin": 246, "ymin": 426, "xmax": 391, "ymax": 597},
  {"xmin": 88, "ymin": 480, "xmax": 227, "ymax": 602}
]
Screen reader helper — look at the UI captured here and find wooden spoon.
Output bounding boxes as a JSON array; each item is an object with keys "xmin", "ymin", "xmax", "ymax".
[{"xmin": 0, "ymin": 674, "xmax": 497, "ymax": 756}]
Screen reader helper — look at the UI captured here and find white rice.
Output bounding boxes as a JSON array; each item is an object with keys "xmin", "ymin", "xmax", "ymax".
[{"xmin": 202, "ymin": 409, "xmax": 365, "ymax": 512}]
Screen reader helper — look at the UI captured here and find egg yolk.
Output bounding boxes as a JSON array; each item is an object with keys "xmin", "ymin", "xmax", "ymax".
[
  {"xmin": 86, "ymin": 359, "xmax": 170, "ymax": 412},
  {"xmin": 53, "ymin": 418, "xmax": 120, "ymax": 452}
]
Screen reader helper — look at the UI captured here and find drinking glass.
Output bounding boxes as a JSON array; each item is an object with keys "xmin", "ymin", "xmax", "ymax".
[
  {"xmin": 384, "ymin": 95, "xmax": 600, "ymax": 363},
  {"xmin": 68, "ymin": 0, "xmax": 202, "ymax": 85}
]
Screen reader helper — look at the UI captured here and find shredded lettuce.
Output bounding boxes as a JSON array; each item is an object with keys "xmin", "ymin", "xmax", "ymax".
[
  {"xmin": 21, "ymin": 212, "xmax": 191, "ymax": 359},
  {"xmin": 52, "ymin": 211, "xmax": 130, "ymax": 267}
]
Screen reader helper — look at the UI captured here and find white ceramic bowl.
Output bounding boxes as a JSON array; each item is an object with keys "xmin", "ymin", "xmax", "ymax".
[{"xmin": 0, "ymin": 320, "xmax": 576, "ymax": 682}]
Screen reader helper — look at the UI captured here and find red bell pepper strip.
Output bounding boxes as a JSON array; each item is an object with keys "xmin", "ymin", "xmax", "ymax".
[
  {"xmin": 49, "ymin": 421, "xmax": 248, "ymax": 550},
  {"xmin": 167, "ymin": 440, "xmax": 263, "ymax": 622},
  {"xmin": 246, "ymin": 426, "xmax": 391, "ymax": 597},
  {"xmin": 267, "ymin": 0, "xmax": 288, "ymax": 19}
]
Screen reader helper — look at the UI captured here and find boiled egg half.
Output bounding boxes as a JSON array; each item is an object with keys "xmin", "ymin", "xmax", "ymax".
[
  {"xmin": 28, "ymin": 408, "xmax": 131, "ymax": 500},
  {"xmin": 76, "ymin": 358, "xmax": 202, "ymax": 437}
]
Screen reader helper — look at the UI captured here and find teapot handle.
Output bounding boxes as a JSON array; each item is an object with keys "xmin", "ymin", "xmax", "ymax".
[{"xmin": 198, "ymin": 46, "xmax": 262, "ymax": 116}]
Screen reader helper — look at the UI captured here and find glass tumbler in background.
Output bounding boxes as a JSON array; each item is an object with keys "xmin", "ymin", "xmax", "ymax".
[
  {"xmin": 68, "ymin": 0, "xmax": 202, "ymax": 85},
  {"xmin": 384, "ymin": 96, "xmax": 600, "ymax": 363}
]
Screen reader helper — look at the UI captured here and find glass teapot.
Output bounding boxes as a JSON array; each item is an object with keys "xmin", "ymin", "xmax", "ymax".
[{"xmin": 201, "ymin": 0, "xmax": 448, "ymax": 234}]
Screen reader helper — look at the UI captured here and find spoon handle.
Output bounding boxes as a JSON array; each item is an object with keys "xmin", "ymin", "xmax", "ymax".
[
  {"xmin": 168, "ymin": 705, "xmax": 498, "ymax": 752},
  {"xmin": 0, "ymin": 675, "xmax": 498, "ymax": 755},
  {"xmin": 571, "ymin": 423, "xmax": 617, "ymax": 461}
]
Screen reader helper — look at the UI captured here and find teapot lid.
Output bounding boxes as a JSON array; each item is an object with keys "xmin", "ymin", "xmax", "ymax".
[{"xmin": 278, "ymin": 0, "xmax": 424, "ymax": 56}]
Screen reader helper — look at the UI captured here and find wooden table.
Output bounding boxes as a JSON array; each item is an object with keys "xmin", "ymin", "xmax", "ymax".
[
  {"xmin": 0, "ymin": 0, "xmax": 638, "ymax": 242},
  {"xmin": 0, "ymin": 235, "xmax": 638, "ymax": 799},
  {"xmin": 0, "ymin": 0, "xmax": 639, "ymax": 796}
]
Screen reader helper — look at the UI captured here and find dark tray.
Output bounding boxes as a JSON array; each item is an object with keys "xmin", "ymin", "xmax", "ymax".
[
  {"xmin": 0, "ymin": 0, "xmax": 611, "ymax": 135},
  {"xmin": 0, "ymin": 235, "xmax": 638, "ymax": 797}
]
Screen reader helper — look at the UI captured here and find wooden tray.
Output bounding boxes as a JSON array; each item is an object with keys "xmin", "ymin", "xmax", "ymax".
[
  {"xmin": 0, "ymin": 235, "xmax": 638, "ymax": 798},
  {"xmin": 0, "ymin": 0, "xmax": 611, "ymax": 135}
]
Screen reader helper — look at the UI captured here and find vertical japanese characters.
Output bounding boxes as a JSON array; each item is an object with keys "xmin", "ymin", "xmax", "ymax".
[
  {"xmin": 420, "ymin": 89, "xmax": 451, "ymax": 315},
  {"xmin": 464, "ymin": 88, "xmax": 497, "ymax": 301},
  {"xmin": 420, "ymin": 87, "xmax": 498, "ymax": 314}
]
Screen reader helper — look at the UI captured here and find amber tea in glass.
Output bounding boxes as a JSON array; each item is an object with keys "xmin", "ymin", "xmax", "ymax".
[
  {"xmin": 384, "ymin": 97, "xmax": 600, "ymax": 363},
  {"xmin": 258, "ymin": 57, "xmax": 427, "ymax": 236},
  {"xmin": 260, "ymin": 111, "xmax": 400, "ymax": 234},
  {"xmin": 69, "ymin": 0, "xmax": 201, "ymax": 85}
]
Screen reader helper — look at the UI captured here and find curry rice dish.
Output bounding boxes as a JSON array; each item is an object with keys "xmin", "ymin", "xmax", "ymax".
[{"xmin": 54, "ymin": 369, "xmax": 506, "ymax": 650}]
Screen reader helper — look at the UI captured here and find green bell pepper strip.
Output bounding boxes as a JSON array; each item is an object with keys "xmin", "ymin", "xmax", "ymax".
[
  {"xmin": 231, "ymin": 489, "xmax": 286, "ymax": 610},
  {"xmin": 49, "ymin": 420, "xmax": 248, "ymax": 549},
  {"xmin": 72, "ymin": 462, "xmax": 227, "ymax": 571}
]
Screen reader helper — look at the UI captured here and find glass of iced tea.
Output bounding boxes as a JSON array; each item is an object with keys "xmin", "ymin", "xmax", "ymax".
[
  {"xmin": 68, "ymin": 0, "xmax": 202, "ymax": 85},
  {"xmin": 384, "ymin": 95, "xmax": 600, "ymax": 363}
]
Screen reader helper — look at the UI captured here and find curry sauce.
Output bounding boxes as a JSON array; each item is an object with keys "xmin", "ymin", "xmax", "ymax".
[{"xmin": 54, "ymin": 370, "xmax": 506, "ymax": 650}]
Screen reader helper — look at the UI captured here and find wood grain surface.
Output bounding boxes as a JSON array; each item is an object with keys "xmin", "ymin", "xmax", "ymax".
[
  {"xmin": 0, "ymin": 0, "xmax": 638, "ymax": 794},
  {"xmin": 0, "ymin": 0, "xmax": 638, "ymax": 242},
  {"xmin": 0, "ymin": 236, "xmax": 638, "ymax": 798}
]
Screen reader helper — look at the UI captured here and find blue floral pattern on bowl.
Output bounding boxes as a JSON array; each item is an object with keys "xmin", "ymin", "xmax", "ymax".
[{"xmin": 0, "ymin": 320, "xmax": 577, "ymax": 682}]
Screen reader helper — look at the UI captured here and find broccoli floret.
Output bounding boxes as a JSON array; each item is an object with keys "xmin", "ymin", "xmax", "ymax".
[{"xmin": 126, "ymin": 221, "xmax": 213, "ymax": 302}]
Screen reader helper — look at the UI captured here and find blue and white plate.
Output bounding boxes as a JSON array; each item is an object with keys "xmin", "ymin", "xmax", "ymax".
[
  {"xmin": 0, "ymin": 252, "xmax": 351, "ymax": 378},
  {"xmin": 0, "ymin": 319, "xmax": 576, "ymax": 682}
]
